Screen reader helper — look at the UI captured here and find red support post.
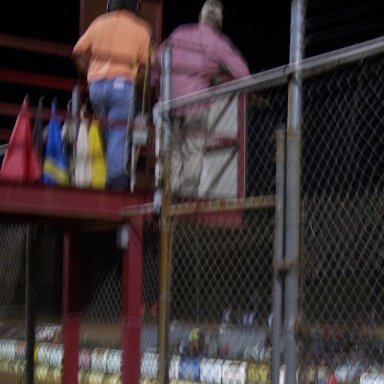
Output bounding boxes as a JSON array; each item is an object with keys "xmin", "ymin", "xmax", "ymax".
[
  {"xmin": 62, "ymin": 229, "xmax": 81, "ymax": 384},
  {"xmin": 121, "ymin": 219, "xmax": 144, "ymax": 384}
]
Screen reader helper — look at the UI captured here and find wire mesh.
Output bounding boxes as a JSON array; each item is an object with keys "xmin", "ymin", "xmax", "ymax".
[
  {"xmin": 153, "ymin": 46, "xmax": 384, "ymax": 383},
  {"xmin": 299, "ymin": 54, "xmax": 384, "ymax": 381},
  {"xmin": 0, "ymin": 40, "xmax": 384, "ymax": 384}
]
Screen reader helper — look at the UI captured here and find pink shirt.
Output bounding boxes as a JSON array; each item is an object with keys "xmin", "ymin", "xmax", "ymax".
[
  {"xmin": 73, "ymin": 10, "xmax": 151, "ymax": 82},
  {"xmin": 155, "ymin": 21, "xmax": 250, "ymax": 99}
]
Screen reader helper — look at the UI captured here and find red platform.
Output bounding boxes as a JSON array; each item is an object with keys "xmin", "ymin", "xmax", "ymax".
[
  {"xmin": 0, "ymin": 180, "xmax": 151, "ymax": 384},
  {"xmin": 0, "ymin": 180, "xmax": 152, "ymax": 224}
]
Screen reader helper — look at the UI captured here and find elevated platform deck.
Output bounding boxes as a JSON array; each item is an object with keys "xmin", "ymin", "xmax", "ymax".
[{"xmin": 0, "ymin": 180, "xmax": 152, "ymax": 226}]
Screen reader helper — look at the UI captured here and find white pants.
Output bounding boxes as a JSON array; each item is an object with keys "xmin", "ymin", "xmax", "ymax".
[{"xmin": 171, "ymin": 109, "xmax": 209, "ymax": 197}]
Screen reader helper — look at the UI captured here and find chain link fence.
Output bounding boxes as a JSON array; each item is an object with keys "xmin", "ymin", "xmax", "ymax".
[
  {"xmin": 299, "ymin": 54, "xmax": 384, "ymax": 382},
  {"xmin": 150, "ymin": 39, "xmax": 384, "ymax": 383},
  {"xmin": 0, "ymin": 219, "xmax": 63, "ymax": 383},
  {"xmin": 0, "ymin": 38, "xmax": 383, "ymax": 384},
  {"xmin": 0, "ymin": 219, "xmax": 161, "ymax": 383}
]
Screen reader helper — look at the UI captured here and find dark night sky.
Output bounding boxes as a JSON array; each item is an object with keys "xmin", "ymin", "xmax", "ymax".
[
  {"xmin": 0, "ymin": 0, "xmax": 291, "ymax": 74},
  {"xmin": 2, "ymin": 0, "xmax": 384, "ymax": 73},
  {"xmin": 1, "ymin": 0, "xmax": 384, "ymax": 153},
  {"xmin": 161, "ymin": 1, "xmax": 291, "ymax": 73},
  {"xmin": 0, "ymin": 0, "xmax": 293, "ymax": 144},
  {"xmin": 1, "ymin": 1, "xmax": 384, "ymax": 82}
]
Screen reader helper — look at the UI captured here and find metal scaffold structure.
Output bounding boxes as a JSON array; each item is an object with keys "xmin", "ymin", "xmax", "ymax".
[
  {"xmin": 2, "ymin": 1, "xmax": 384, "ymax": 384},
  {"xmin": 0, "ymin": 1, "xmax": 163, "ymax": 383}
]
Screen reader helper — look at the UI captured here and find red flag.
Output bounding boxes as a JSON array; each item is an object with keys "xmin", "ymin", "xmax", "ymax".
[{"xmin": 0, "ymin": 96, "xmax": 42, "ymax": 182}]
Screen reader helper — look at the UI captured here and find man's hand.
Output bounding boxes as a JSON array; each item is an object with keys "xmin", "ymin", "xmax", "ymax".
[{"xmin": 210, "ymin": 65, "xmax": 234, "ymax": 86}]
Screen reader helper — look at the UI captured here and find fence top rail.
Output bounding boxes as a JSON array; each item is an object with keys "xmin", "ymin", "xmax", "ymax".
[{"xmin": 159, "ymin": 35, "xmax": 384, "ymax": 113}]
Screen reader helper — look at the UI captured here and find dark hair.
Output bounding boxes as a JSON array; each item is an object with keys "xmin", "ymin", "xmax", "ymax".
[{"xmin": 106, "ymin": 0, "xmax": 138, "ymax": 12}]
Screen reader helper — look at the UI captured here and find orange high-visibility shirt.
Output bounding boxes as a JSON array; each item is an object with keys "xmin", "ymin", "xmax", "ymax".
[{"xmin": 73, "ymin": 10, "xmax": 151, "ymax": 82}]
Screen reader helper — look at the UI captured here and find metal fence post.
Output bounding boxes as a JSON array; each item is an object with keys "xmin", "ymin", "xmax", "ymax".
[
  {"xmin": 272, "ymin": 126, "xmax": 286, "ymax": 384},
  {"xmin": 158, "ymin": 44, "xmax": 172, "ymax": 384},
  {"xmin": 121, "ymin": 221, "xmax": 144, "ymax": 384},
  {"xmin": 25, "ymin": 221, "xmax": 36, "ymax": 384},
  {"xmin": 62, "ymin": 228, "xmax": 81, "ymax": 384},
  {"xmin": 71, "ymin": 84, "xmax": 80, "ymax": 138},
  {"xmin": 284, "ymin": 0, "xmax": 306, "ymax": 383}
]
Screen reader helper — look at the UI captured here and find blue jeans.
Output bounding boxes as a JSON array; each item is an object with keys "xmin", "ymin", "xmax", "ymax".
[{"xmin": 89, "ymin": 78, "xmax": 135, "ymax": 191}]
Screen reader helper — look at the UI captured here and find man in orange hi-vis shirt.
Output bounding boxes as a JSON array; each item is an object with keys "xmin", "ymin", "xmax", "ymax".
[{"xmin": 73, "ymin": 0, "xmax": 152, "ymax": 191}]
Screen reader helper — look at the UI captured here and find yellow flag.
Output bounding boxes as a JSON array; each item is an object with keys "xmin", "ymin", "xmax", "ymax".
[{"xmin": 88, "ymin": 119, "xmax": 107, "ymax": 189}]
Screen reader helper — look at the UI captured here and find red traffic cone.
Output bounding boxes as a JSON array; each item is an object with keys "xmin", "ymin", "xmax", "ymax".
[{"xmin": 0, "ymin": 96, "xmax": 42, "ymax": 182}]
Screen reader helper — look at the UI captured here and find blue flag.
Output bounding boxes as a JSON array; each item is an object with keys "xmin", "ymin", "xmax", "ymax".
[{"xmin": 42, "ymin": 100, "xmax": 69, "ymax": 185}]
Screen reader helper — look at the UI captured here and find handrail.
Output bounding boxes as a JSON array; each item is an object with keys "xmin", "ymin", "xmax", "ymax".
[
  {"xmin": 0, "ymin": 101, "xmax": 68, "ymax": 121},
  {"xmin": 0, "ymin": 33, "xmax": 73, "ymax": 58},
  {"xmin": 0, "ymin": 68, "xmax": 81, "ymax": 92},
  {"xmin": 160, "ymin": 34, "xmax": 384, "ymax": 113},
  {"xmin": 0, "ymin": 33, "xmax": 86, "ymax": 141}
]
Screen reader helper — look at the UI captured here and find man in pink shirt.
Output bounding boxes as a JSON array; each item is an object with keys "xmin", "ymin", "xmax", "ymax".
[
  {"xmin": 73, "ymin": 0, "xmax": 151, "ymax": 191},
  {"xmin": 154, "ymin": 0, "xmax": 250, "ymax": 197}
]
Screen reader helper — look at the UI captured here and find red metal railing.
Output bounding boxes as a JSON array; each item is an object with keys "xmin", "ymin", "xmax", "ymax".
[
  {"xmin": 0, "ymin": 33, "xmax": 86, "ymax": 140},
  {"xmin": 0, "ymin": 31, "xmax": 153, "ymax": 384}
]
